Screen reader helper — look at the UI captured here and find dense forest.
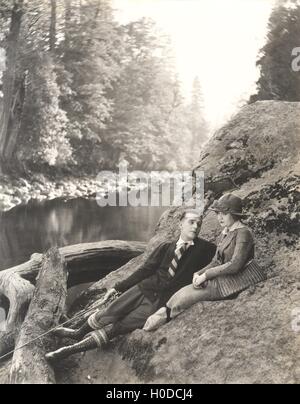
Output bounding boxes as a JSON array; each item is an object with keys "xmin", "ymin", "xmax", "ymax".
[
  {"xmin": 2, "ymin": 0, "xmax": 299, "ymax": 178},
  {"xmin": 0, "ymin": 0, "xmax": 208, "ymax": 177},
  {"xmin": 250, "ymin": 0, "xmax": 300, "ymax": 103}
]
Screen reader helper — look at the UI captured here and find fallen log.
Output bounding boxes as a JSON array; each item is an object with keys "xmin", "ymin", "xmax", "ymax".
[
  {"xmin": 0, "ymin": 240, "xmax": 146, "ymax": 287},
  {"xmin": 0, "ymin": 330, "xmax": 15, "ymax": 362},
  {"xmin": 0, "ymin": 271, "xmax": 35, "ymax": 330},
  {"xmin": 0, "ymin": 271, "xmax": 36, "ymax": 359},
  {"xmin": 9, "ymin": 248, "xmax": 67, "ymax": 384},
  {"xmin": 0, "ymin": 240, "xmax": 146, "ymax": 357}
]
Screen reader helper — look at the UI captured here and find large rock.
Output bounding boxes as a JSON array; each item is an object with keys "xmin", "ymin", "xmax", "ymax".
[
  {"xmin": 50, "ymin": 102, "xmax": 299, "ymax": 383},
  {"xmin": 3, "ymin": 101, "xmax": 300, "ymax": 384},
  {"xmin": 54, "ymin": 101, "xmax": 300, "ymax": 384},
  {"xmin": 195, "ymin": 101, "xmax": 300, "ymax": 187}
]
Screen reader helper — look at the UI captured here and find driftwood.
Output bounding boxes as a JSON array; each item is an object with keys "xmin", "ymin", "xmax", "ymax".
[
  {"xmin": 9, "ymin": 248, "xmax": 67, "ymax": 384},
  {"xmin": 0, "ymin": 240, "xmax": 146, "ymax": 357}
]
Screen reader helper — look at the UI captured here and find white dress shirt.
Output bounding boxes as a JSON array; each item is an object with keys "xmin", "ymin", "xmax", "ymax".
[{"xmin": 176, "ymin": 237, "xmax": 194, "ymax": 250}]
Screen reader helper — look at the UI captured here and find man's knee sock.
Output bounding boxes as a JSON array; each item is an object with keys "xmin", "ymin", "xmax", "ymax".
[{"xmin": 76, "ymin": 322, "xmax": 94, "ymax": 339}]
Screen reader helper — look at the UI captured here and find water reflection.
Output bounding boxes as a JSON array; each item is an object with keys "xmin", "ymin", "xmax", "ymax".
[
  {"xmin": 0, "ymin": 197, "xmax": 167, "ymax": 323},
  {"xmin": 0, "ymin": 198, "xmax": 167, "ymax": 270}
]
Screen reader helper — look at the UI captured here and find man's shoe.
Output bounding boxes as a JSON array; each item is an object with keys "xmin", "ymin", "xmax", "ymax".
[
  {"xmin": 143, "ymin": 307, "xmax": 168, "ymax": 331},
  {"xmin": 45, "ymin": 335, "xmax": 98, "ymax": 361},
  {"xmin": 45, "ymin": 347, "xmax": 70, "ymax": 361},
  {"xmin": 52, "ymin": 327, "xmax": 79, "ymax": 339}
]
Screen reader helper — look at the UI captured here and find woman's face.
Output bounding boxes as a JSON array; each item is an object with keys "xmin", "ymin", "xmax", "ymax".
[{"xmin": 217, "ymin": 212, "xmax": 236, "ymax": 228}]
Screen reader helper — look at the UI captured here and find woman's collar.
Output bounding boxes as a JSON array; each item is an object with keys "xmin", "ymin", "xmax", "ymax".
[{"xmin": 222, "ymin": 221, "xmax": 245, "ymax": 235}]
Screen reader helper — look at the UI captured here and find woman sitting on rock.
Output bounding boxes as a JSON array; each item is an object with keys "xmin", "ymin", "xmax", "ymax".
[{"xmin": 143, "ymin": 193, "xmax": 266, "ymax": 331}]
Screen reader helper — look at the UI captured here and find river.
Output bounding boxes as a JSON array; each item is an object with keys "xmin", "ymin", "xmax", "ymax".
[{"xmin": 0, "ymin": 197, "xmax": 167, "ymax": 323}]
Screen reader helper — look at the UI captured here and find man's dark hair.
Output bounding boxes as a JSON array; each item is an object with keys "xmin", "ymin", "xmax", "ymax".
[{"xmin": 180, "ymin": 209, "xmax": 202, "ymax": 222}]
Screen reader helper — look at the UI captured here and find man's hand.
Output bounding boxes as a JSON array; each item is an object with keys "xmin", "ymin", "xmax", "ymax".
[
  {"xmin": 104, "ymin": 288, "xmax": 118, "ymax": 300},
  {"xmin": 193, "ymin": 273, "xmax": 207, "ymax": 289}
]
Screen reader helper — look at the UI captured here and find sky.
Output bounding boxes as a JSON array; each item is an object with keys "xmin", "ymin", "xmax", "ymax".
[{"xmin": 112, "ymin": 0, "xmax": 275, "ymax": 132}]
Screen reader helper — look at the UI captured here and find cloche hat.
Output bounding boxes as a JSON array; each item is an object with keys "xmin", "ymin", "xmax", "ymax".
[{"xmin": 209, "ymin": 194, "xmax": 248, "ymax": 218}]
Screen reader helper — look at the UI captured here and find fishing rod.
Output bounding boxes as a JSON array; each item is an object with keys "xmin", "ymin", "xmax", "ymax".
[{"xmin": 0, "ymin": 292, "xmax": 119, "ymax": 362}]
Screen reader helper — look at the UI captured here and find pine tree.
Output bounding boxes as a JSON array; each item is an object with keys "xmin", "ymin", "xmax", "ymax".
[
  {"xmin": 0, "ymin": 0, "xmax": 24, "ymax": 173},
  {"xmin": 105, "ymin": 18, "xmax": 188, "ymax": 170},
  {"xmin": 250, "ymin": 1, "xmax": 300, "ymax": 102},
  {"xmin": 186, "ymin": 77, "xmax": 208, "ymax": 163},
  {"xmin": 58, "ymin": 0, "xmax": 123, "ymax": 173},
  {"xmin": 15, "ymin": 0, "xmax": 73, "ymax": 173},
  {"xmin": 18, "ymin": 53, "xmax": 72, "ymax": 171}
]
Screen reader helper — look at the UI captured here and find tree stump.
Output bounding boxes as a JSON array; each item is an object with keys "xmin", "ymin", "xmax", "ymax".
[{"xmin": 9, "ymin": 247, "xmax": 67, "ymax": 384}]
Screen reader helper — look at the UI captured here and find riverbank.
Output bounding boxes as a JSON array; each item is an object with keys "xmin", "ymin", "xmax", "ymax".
[
  {"xmin": 0, "ymin": 173, "xmax": 155, "ymax": 213},
  {"xmin": 0, "ymin": 175, "xmax": 98, "ymax": 212},
  {"xmin": 0, "ymin": 175, "xmax": 100, "ymax": 212},
  {"xmin": 0, "ymin": 170, "xmax": 190, "ymax": 213}
]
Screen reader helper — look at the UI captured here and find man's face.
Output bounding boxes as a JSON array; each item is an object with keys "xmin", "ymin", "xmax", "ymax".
[{"xmin": 180, "ymin": 213, "xmax": 202, "ymax": 241}]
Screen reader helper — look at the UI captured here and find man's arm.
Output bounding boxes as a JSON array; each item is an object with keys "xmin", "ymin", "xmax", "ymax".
[
  {"xmin": 205, "ymin": 241, "xmax": 217, "ymax": 265},
  {"xmin": 113, "ymin": 242, "xmax": 170, "ymax": 293},
  {"xmin": 196, "ymin": 247, "xmax": 219, "ymax": 276}
]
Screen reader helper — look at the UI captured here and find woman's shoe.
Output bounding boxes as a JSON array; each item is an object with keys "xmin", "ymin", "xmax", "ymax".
[{"xmin": 143, "ymin": 307, "xmax": 168, "ymax": 331}]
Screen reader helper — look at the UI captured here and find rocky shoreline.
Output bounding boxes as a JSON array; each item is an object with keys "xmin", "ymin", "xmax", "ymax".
[
  {"xmin": 0, "ymin": 174, "xmax": 154, "ymax": 213},
  {"xmin": 0, "ymin": 175, "xmax": 104, "ymax": 212}
]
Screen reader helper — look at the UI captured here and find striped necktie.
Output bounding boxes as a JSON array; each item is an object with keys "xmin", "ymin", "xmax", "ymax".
[{"xmin": 168, "ymin": 243, "xmax": 189, "ymax": 278}]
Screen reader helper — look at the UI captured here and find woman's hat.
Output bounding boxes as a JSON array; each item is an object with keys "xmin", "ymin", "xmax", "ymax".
[{"xmin": 209, "ymin": 194, "xmax": 248, "ymax": 217}]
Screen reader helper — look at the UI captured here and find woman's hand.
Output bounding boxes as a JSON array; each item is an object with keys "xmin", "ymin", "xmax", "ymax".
[{"xmin": 193, "ymin": 273, "xmax": 207, "ymax": 289}]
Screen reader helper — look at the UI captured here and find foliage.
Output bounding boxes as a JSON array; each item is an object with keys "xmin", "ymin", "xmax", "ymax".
[
  {"xmin": 0, "ymin": 0, "xmax": 208, "ymax": 175},
  {"xmin": 58, "ymin": 0, "xmax": 124, "ymax": 173},
  {"xmin": 250, "ymin": 0, "xmax": 300, "ymax": 102},
  {"xmin": 18, "ymin": 54, "xmax": 72, "ymax": 169},
  {"xmin": 104, "ymin": 19, "xmax": 208, "ymax": 170},
  {"xmin": 185, "ymin": 77, "xmax": 208, "ymax": 163}
]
